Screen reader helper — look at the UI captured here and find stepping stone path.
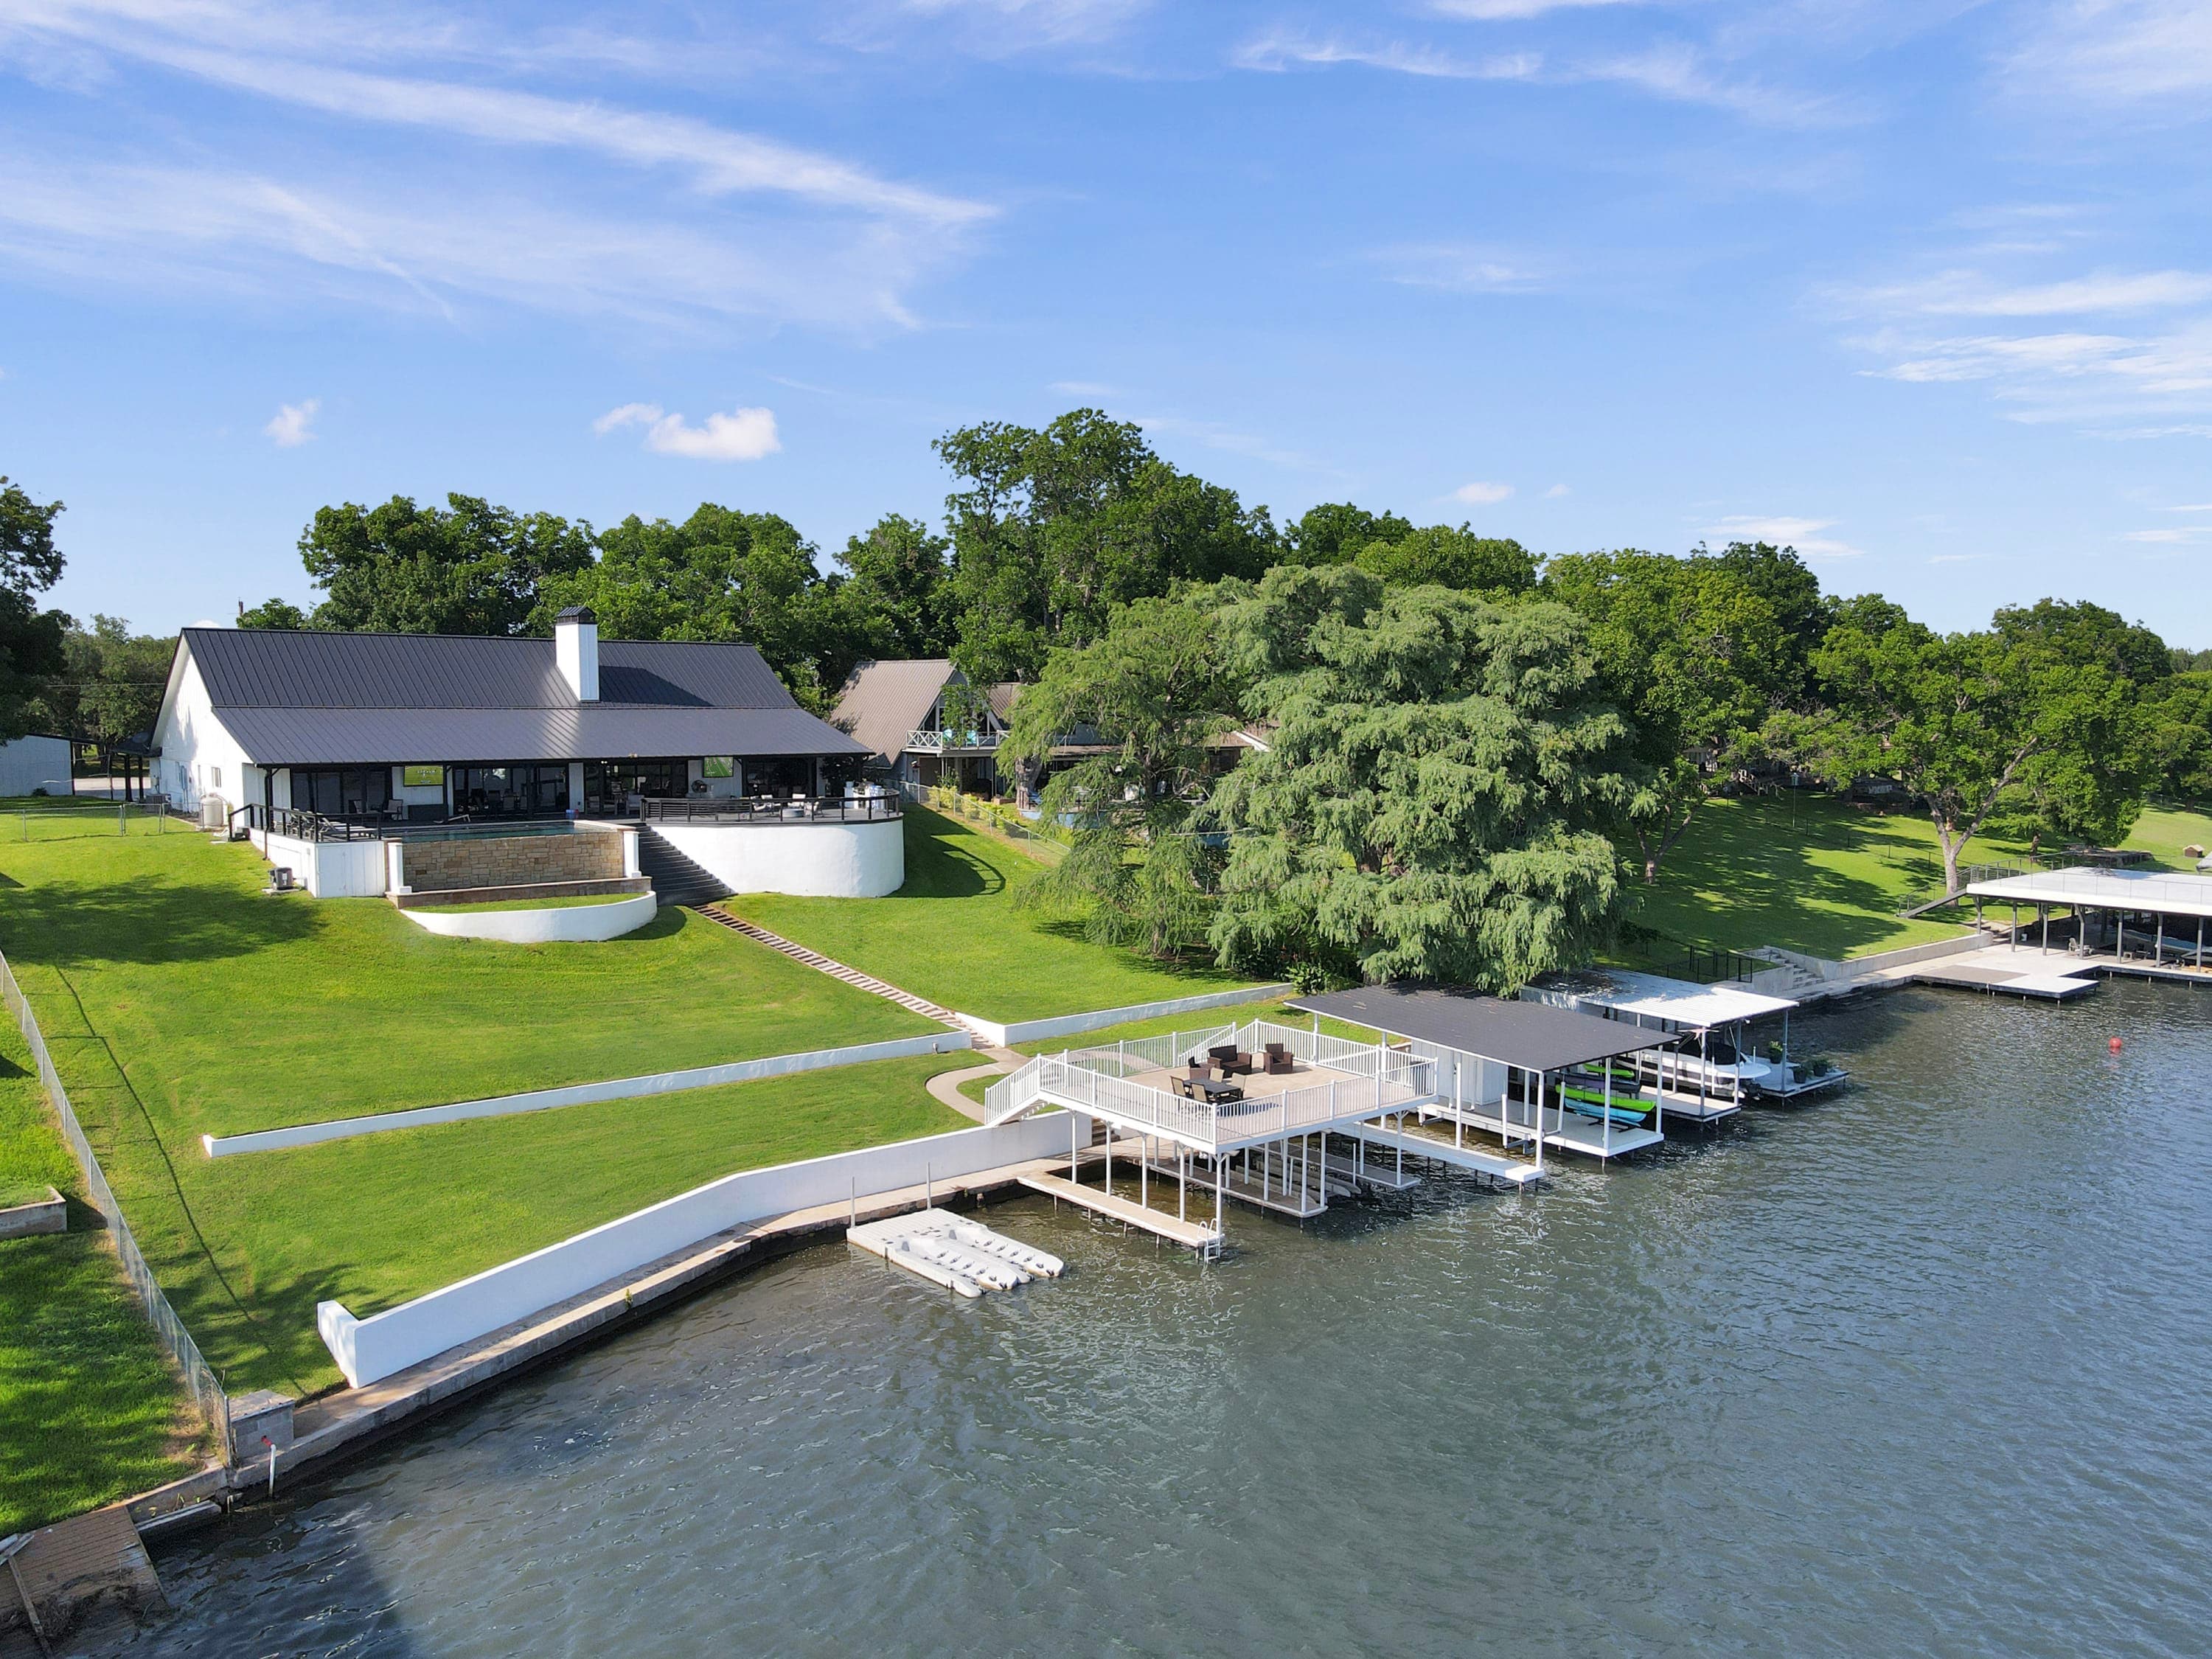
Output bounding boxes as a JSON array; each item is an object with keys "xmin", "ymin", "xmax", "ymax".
[{"xmin": 695, "ymin": 905, "xmax": 969, "ymax": 1029}]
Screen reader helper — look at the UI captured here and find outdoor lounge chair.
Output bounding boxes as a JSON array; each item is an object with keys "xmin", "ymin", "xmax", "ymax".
[{"xmin": 1262, "ymin": 1043, "xmax": 1294, "ymax": 1075}]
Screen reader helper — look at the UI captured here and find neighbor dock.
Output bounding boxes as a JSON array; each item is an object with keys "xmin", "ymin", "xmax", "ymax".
[{"xmin": 1018, "ymin": 1169, "xmax": 1224, "ymax": 1252}]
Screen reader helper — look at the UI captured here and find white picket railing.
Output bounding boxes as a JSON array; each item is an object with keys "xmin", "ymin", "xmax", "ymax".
[{"xmin": 987, "ymin": 1019, "xmax": 1436, "ymax": 1149}]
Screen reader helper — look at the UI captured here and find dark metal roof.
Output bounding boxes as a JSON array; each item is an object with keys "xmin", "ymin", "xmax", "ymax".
[
  {"xmin": 1287, "ymin": 985, "xmax": 1651, "ymax": 1071},
  {"xmin": 179, "ymin": 627, "xmax": 866, "ymax": 765},
  {"xmin": 213, "ymin": 706, "xmax": 865, "ymax": 767},
  {"xmin": 830, "ymin": 658, "xmax": 960, "ymax": 762},
  {"xmin": 184, "ymin": 627, "xmax": 796, "ymax": 711}
]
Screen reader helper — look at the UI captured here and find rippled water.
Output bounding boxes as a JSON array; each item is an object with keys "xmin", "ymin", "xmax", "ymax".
[{"xmin": 101, "ymin": 980, "xmax": 2212, "ymax": 1657}]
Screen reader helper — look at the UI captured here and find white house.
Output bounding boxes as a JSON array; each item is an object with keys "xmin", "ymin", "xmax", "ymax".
[{"xmin": 149, "ymin": 611, "xmax": 904, "ymax": 902}]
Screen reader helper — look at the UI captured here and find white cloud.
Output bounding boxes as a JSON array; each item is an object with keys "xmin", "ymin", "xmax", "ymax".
[
  {"xmin": 2124, "ymin": 526, "xmax": 2211, "ymax": 543},
  {"xmin": 900, "ymin": 0, "xmax": 1152, "ymax": 49},
  {"xmin": 1703, "ymin": 515, "xmax": 1865, "ymax": 558},
  {"xmin": 1842, "ymin": 268, "xmax": 2212, "ymax": 317},
  {"xmin": 263, "ymin": 397, "xmax": 319, "ymax": 445},
  {"xmin": 2169, "ymin": 502, "xmax": 2212, "ymax": 511},
  {"xmin": 2006, "ymin": 0, "xmax": 2212, "ymax": 105},
  {"xmin": 1135, "ymin": 413, "xmax": 1334, "ymax": 472},
  {"xmin": 1428, "ymin": 0, "xmax": 1639, "ymax": 15},
  {"xmin": 1234, "ymin": 29, "xmax": 1539, "ymax": 83},
  {"xmin": 1455, "ymin": 481, "xmax": 1514, "ymax": 504},
  {"xmin": 1049, "ymin": 380, "xmax": 1118, "ymax": 397},
  {"xmin": 1374, "ymin": 243, "xmax": 1548, "ymax": 293},
  {"xmin": 1928, "ymin": 552, "xmax": 1992, "ymax": 564},
  {"xmin": 1232, "ymin": 27, "xmax": 1844, "ymax": 125},
  {"xmin": 0, "ymin": 4, "xmax": 991, "ymax": 335},
  {"xmin": 595, "ymin": 403, "xmax": 781, "ymax": 461},
  {"xmin": 0, "ymin": 158, "xmax": 953, "ymax": 332},
  {"xmin": 1545, "ymin": 482, "xmax": 1570, "ymax": 498}
]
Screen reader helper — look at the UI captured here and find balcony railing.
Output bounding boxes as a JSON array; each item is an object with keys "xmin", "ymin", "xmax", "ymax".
[
  {"xmin": 905, "ymin": 727, "xmax": 1001, "ymax": 754},
  {"xmin": 635, "ymin": 793, "xmax": 902, "ymax": 825},
  {"xmin": 234, "ymin": 804, "xmax": 385, "ymax": 844}
]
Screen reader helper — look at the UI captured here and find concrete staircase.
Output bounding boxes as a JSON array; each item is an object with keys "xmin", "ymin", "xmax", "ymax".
[
  {"xmin": 636, "ymin": 827, "xmax": 728, "ymax": 908},
  {"xmin": 695, "ymin": 905, "xmax": 967, "ymax": 1029}
]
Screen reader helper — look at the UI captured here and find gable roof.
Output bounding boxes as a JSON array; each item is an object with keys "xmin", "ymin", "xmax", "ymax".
[
  {"xmin": 831, "ymin": 658, "xmax": 963, "ymax": 762},
  {"xmin": 174, "ymin": 627, "xmax": 867, "ymax": 767}
]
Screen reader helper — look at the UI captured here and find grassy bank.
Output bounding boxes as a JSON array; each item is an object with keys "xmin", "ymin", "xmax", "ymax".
[
  {"xmin": 0, "ymin": 1020, "xmax": 200, "ymax": 1535},
  {"xmin": 0, "ymin": 831, "xmax": 977, "ymax": 1395},
  {"xmin": 729, "ymin": 804, "xmax": 1255, "ymax": 1023},
  {"xmin": 1625, "ymin": 796, "xmax": 2027, "ymax": 961},
  {"xmin": 0, "ymin": 832, "xmax": 933, "ymax": 1139}
]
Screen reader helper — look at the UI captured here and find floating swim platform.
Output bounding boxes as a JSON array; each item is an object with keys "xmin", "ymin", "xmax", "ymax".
[{"xmin": 847, "ymin": 1207, "xmax": 1065, "ymax": 1297}]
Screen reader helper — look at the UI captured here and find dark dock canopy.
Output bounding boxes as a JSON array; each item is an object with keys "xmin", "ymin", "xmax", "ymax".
[{"xmin": 1287, "ymin": 985, "xmax": 1651, "ymax": 1072}]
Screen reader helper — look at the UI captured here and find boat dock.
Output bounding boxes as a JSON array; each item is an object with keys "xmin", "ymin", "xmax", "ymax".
[
  {"xmin": 846, "ymin": 1207, "xmax": 1065, "ymax": 1296},
  {"xmin": 1018, "ymin": 1168, "xmax": 1224, "ymax": 1252}
]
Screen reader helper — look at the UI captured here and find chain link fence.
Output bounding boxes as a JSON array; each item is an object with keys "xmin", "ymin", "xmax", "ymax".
[
  {"xmin": 0, "ymin": 945, "xmax": 232, "ymax": 1461},
  {"xmin": 4, "ymin": 799, "xmax": 181, "ymax": 841}
]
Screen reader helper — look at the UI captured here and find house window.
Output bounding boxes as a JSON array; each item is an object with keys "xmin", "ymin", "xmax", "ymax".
[
  {"xmin": 742, "ymin": 757, "xmax": 813, "ymax": 798},
  {"xmin": 583, "ymin": 759, "xmax": 688, "ymax": 813},
  {"xmin": 291, "ymin": 767, "xmax": 394, "ymax": 819},
  {"xmin": 210, "ymin": 765, "xmax": 223, "ymax": 790},
  {"xmin": 450, "ymin": 764, "xmax": 568, "ymax": 817}
]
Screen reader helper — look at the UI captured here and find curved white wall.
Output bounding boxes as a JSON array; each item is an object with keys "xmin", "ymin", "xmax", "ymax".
[
  {"xmin": 655, "ymin": 818, "xmax": 903, "ymax": 899},
  {"xmin": 401, "ymin": 891, "xmax": 657, "ymax": 943}
]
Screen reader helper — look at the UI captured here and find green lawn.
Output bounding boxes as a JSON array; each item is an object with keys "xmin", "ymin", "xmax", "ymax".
[
  {"xmin": 1626, "ymin": 795, "xmax": 2027, "ymax": 961},
  {"xmin": 136, "ymin": 1052, "xmax": 972, "ymax": 1394},
  {"xmin": 0, "ymin": 1019, "xmax": 201, "ymax": 1535},
  {"xmin": 2118, "ymin": 802, "xmax": 2212, "ymax": 869},
  {"xmin": 0, "ymin": 832, "xmax": 934, "ymax": 1139},
  {"xmin": 728, "ymin": 804, "xmax": 1258, "ymax": 1023},
  {"xmin": 0, "ymin": 831, "xmax": 976, "ymax": 1395}
]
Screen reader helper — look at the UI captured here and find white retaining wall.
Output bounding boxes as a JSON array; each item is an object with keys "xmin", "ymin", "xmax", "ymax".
[
  {"xmin": 317, "ymin": 1113, "xmax": 1074, "ymax": 1387},
  {"xmin": 400, "ymin": 891, "xmax": 657, "ymax": 943},
  {"xmin": 655, "ymin": 818, "xmax": 903, "ymax": 899},
  {"xmin": 960, "ymin": 982, "xmax": 1293, "ymax": 1047},
  {"xmin": 202, "ymin": 1029, "xmax": 975, "ymax": 1158},
  {"xmin": 264, "ymin": 832, "xmax": 387, "ymax": 898}
]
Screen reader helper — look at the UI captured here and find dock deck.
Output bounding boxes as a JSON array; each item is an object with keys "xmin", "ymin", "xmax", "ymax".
[
  {"xmin": 1406, "ymin": 1097, "xmax": 1666, "ymax": 1161},
  {"xmin": 1018, "ymin": 1170, "xmax": 1224, "ymax": 1251},
  {"xmin": 1354, "ymin": 1119, "xmax": 1540, "ymax": 1187}
]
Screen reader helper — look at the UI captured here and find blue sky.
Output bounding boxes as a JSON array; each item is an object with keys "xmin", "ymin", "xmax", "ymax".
[{"xmin": 1, "ymin": 0, "xmax": 2208, "ymax": 643}]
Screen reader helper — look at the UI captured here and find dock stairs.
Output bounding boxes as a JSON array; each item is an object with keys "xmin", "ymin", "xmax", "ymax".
[{"xmin": 695, "ymin": 905, "xmax": 968, "ymax": 1029}]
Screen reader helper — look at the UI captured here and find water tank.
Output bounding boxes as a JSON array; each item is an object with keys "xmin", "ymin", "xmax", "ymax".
[{"xmin": 200, "ymin": 795, "xmax": 230, "ymax": 831}]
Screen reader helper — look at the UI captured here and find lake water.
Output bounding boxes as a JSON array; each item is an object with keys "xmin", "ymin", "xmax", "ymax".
[{"xmin": 99, "ymin": 979, "xmax": 2212, "ymax": 1657}]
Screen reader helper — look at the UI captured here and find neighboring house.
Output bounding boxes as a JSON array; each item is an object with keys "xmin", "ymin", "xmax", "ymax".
[
  {"xmin": 831, "ymin": 657, "xmax": 1267, "ymax": 804},
  {"xmin": 831, "ymin": 659, "xmax": 1008, "ymax": 793},
  {"xmin": 152, "ymin": 609, "xmax": 872, "ymax": 824},
  {"xmin": 0, "ymin": 733, "xmax": 74, "ymax": 798}
]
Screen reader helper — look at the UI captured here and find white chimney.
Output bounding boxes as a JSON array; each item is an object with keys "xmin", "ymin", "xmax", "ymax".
[{"xmin": 554, "ymin": 606, "xmax": 599, "ymax": 702}]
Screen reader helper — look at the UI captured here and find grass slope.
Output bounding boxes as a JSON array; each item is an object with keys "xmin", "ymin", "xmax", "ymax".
[
  {"xmin": 728, "ymin": 804, "xmax": 1255, "ymax": 1023},
  {"xmin": 0, "ymin": 832, "xmax": 932, "ymax": 1138},
  {"xmin": 2118, "ymin": 803, "xmax": 2212, "ymax": 869},
  {"xmin": 1624, "ymin": 796, "xmax": 2038, "ymax": 961},
  {"xmin": 0, "ymin": 1020, "xmax": 199, "ymax": 1534},
  {"xmin": 0, "ymin": 831, "xmax": 970, "ymax": 1394}
]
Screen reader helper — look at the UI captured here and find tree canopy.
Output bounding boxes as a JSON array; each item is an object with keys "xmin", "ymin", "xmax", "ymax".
[
  {"xmin": 1543, "ymin": 547, "xmax": 1789, "ymax": 882},
  {"xmin": 1002, "ymin": 595, "xmax": 1241, "ymax": 959},
  {"xmin": 535, "ymin": 505, "xmax": 849, "ymax": 707},
  {"xmin": 1352, "ymin": 525, "xmax": 1537, "ymax": 597},
  {"xmin": 936, "ymin": 409, "xmax": 1278, "ymax": 684},
  {"xmin": 0, "ymin": 476, "xmax": 73, "ymax": 741},
  {"xmin": 1208, "ymin": 564, "xmax": 1632, "ymax": 990},
  {"xmin": 300, "ymin": 494, "xmax": 594, "ymax": 636}
]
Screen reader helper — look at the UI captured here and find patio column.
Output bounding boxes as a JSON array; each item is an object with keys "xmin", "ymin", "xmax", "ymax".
[
  {"xmin": 1603, "ymin": 1063, "xmax": 1613, "ymax": 1155},
  {"xmin": 1533, "ymin": 1071, "xmax": 1545, "ymax": 1175}
]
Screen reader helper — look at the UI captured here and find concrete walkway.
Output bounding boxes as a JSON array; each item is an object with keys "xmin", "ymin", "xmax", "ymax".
[{"xmin": 929, "ymin": 1048, "xmax": 1024, "ymax": 1121}]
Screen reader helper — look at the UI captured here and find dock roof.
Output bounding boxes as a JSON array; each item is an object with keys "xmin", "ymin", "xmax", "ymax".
[
  {"xmin": 1523, "ymin": 967, "xmax": 1796, "ymax": 1029},
  {"xmin": 1966, "ymin": 865, "xmax": 2212, "ymax": 921},
  {"xmin": 1286, "ymin": 985, "xmax": 1650, "ymax": 1073}
]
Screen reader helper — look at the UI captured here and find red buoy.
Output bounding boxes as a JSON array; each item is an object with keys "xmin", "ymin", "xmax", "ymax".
[{"xmin": 2109, "ymin": 1037, "xmax": 2124, "ymax": 1053}]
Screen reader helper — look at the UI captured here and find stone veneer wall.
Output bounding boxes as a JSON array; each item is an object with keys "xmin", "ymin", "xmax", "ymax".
[{"xmin": 400, "ymin": 828, "xmax": 625, "ymax": 894}]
